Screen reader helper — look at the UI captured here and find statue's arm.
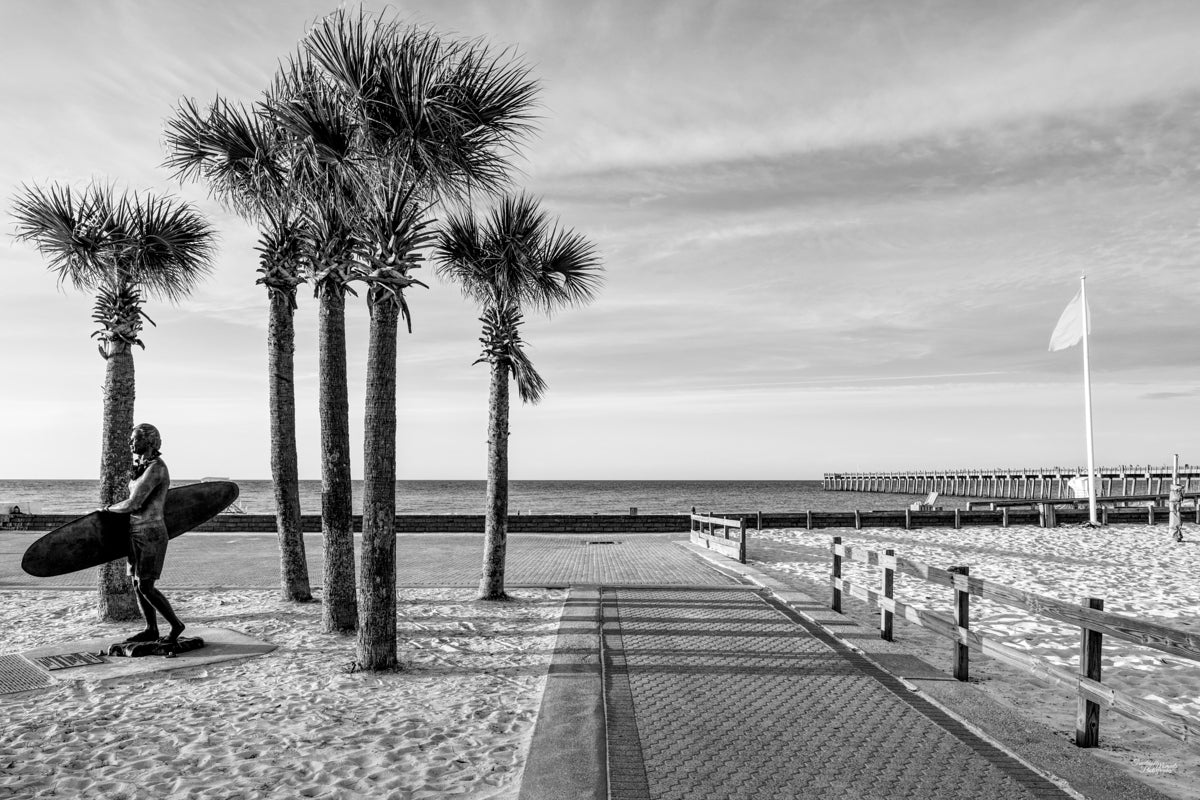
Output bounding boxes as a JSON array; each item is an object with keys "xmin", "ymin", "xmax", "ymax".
[{"xmin": 103, "ymin": 462, "xmax": 167, "ymax": 514}]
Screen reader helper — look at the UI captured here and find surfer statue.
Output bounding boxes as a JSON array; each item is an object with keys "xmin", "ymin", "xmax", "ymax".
[{"xmin": 99, "ymin": 423, "xmax": 186, "ymax": 644}]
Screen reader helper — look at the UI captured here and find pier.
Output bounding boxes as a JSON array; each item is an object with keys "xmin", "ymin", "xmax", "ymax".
[{"xmin": 822, "ymin": 466, "xmax": 1200, "ymax": 500}]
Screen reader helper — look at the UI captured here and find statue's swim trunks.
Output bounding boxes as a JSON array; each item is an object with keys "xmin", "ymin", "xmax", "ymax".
[{"xmin": 128, "ymin": 521, "xmax": 167, "ymax": 580}]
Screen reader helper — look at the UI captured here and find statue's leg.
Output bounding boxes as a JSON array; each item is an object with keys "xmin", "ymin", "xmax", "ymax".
[
  {"xmin": 139, "ymin": 579, "xmax": 185, "ymax": 642},
  {"xmin": 124, "ymin": 577, "xmax": 160, "ymax": 642}
]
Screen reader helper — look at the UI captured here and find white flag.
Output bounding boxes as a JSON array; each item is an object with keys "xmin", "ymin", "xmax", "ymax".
[{"xmin": 1048, "ymin": 290, "xmax": 1090, "ymax": 351}]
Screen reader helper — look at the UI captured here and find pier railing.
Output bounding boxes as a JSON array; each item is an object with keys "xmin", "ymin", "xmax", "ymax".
[
  {"xmin": 823, "ymin": 466, "xmax": 1200, "ymax": 500},
  {"xmin": 829, "ymin": 537, "xmax": 1200, "ymax": 748}
]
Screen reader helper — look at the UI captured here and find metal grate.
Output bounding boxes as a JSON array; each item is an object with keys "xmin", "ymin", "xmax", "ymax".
[{"xmin": 0, "ymin": 654, "xmax": 53, "ymax": 695}]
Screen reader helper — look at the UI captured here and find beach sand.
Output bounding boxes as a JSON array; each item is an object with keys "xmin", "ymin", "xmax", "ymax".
[
  {"xmin": 752, "ymin": 522, "xmax": 1200, "ymax": 800},
  {"xmin": 0, "ymin": 588, "xmax": 564, "ymax": 800}
]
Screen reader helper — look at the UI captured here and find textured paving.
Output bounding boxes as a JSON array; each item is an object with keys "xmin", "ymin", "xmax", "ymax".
[
  {"xmin": 0, "ymin": 532, "xmax": 733, "ymax": 589},
  {"xmin": 602, "ymin": 586, "xmax": 1073, "ymax": 800}
]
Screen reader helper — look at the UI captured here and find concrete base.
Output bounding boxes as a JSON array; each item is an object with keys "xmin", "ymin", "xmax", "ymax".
[{"xmin": 19, "ymin": 625, "xmax": 276, "ymax": 686}]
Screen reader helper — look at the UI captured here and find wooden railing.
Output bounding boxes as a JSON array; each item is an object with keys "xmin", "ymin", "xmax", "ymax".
[
  {"xmin": 829, "ymin": 536, "xmax": 1200, "ymax": 748},
  {"xmin": 689, "ymin": 511, "xmax": 747, "ymax": 564}
]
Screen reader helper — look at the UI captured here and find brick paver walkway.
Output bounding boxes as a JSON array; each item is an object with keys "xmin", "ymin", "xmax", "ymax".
[
  {"xmin": 600, "ymin": 586, "xmax": 1072, "ymax": 800},
  {"xmin": 0, "ymin": 532, "xmax": 732, "ymax": 589}
]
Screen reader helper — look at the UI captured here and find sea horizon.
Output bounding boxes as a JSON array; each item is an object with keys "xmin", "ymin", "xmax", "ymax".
[{"xmin": 0, "ymin": 478, "xmax": 951, "ymax": 515}]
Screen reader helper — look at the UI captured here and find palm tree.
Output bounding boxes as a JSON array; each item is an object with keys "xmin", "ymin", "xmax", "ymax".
[
  {"xmin": 11, "ymin": 183, "xmax": 215, "ymax": 620},
  {"xmin": 435, "ymin": 194, "xmax": 601, "ymax": 600},
  {"xmin": 352, "ymin": 179, "xmax": 432, "ymax": 670},
  {"xmin": 298, "ymin": 9, "xmax": 541, "ymax": 660},
  {"xmin": 163, "ymin": 97, "xmax": 313, "ymax": 603},
  {"xmin": 266, "ymin": 56, "xmax": 368, "ymax": 633}
]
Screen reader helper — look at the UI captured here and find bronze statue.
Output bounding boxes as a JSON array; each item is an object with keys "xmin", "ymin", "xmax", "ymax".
[{"xmin": 99, "ymin": 423, "xmax": 186, "ymax": 643}]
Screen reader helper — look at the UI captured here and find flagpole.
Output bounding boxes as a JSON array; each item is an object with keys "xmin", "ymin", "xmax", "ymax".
[{"xmin": 1080, "ymin": 275, "xmax": 1099, "ymax": 525}]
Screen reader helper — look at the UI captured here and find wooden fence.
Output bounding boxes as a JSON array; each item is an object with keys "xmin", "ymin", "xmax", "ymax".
[
  {"xmin": 689, "ymin": 511, "xmax": 747, "ymax": 564},
  {"xmin": 829, "ymin": 536, "xmax": 1200, "ymax": 748}
]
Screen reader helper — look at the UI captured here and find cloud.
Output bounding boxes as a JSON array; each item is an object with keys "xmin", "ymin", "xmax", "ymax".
[{"xmin": 1142, "ymin": 390, "xmax": 1200, "ymax": 401}]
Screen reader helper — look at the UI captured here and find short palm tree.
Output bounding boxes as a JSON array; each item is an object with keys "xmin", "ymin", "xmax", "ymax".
[
  {"xmin": 163, "ymin": 96, "xmax": 314, "ymax": 603},
  {"xmin": 435, "ymin": 193, "xmax": 602, "ymax": 600},
  {"xmin": 11, "ymin": 183, "xmax": 215, "ymax": 620}
]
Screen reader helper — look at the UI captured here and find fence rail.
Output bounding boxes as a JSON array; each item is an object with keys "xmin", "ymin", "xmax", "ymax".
[
  {"xmin": 689, "ymin": 511, "xmax": 747, "ymax": 564},
  {"xmin": 829, "ymin": 537, "xmax": 1200, "ymax": 747}
]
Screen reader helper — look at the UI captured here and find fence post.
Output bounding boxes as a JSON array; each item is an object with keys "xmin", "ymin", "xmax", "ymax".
[
  {"xmin": 880, "ymin": 548, "xmax": 895, "ymax": 641},
  {"xmin": 831, "ymin": 536, "xmax": 842, "ymax": 613},
  {"xmin": 806, "ymin": 510, "xmax": 813, "ymax": 530},
  {"xmin": 1076, "ymin": 597, "xmax": 1105, "ymax": 748},
  {"xmin": 757, "ymin": 510, "xmax": 763, "ymax": 531},
  {"xmin": 1148, "ymin": 504, "xmax": 1155, "ymax": 526},
  {"xmin": 954, "ymin": 508, "xmax": 961, "ymax": 530},
  {"xmin": 904, "ymin": 507, "xmax": 911, "ymax": 530},
  {"xmin": 738, "ymin": 517, "xmax": 748, "ymax": 564},
  {"xmin": 1001, "ymin": 507, "xmax": 1009, "ymax": 528},
  {"xmin": 950, "ymin": 566, "xmax": 970, "ymax": 681},
  {"xmin": 854, "ymin": 509, "xmax": 862, "ymax": 530}
]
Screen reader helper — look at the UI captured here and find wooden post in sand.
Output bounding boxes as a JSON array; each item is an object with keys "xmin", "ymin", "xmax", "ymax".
[
  {"xmin": 831, "ymin": 536, "xmax": 843, "ymax": 612},
  {"xmin": 738, "ymin": 517, "xmax": 748, "ymax": 564},
  {"xmin": 880, "ymin": 548, "xmax": 895, "ymax": 641},
  {"xmin": 950, "ymin": 566, "xmax": 970, "ymax": 681},
  {"xmin": 1170, "ymin": 454, "xmax": 1183, "ymax": 543},
  {"xmin": 1076, "ymin": 598, "xmax": 1105, "ymax": 747}
]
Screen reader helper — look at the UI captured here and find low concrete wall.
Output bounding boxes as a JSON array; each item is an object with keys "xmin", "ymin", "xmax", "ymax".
[
  {"xmin": 0, "ymin": 513, "xmax": 692, "ymax": 534},
  {"xmin": 4, "ymin": 507, "xmax": 1191, "ymax": 534}
]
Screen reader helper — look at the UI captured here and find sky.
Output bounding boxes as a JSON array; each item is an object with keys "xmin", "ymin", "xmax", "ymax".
[{"xmin": 1, "ymin": 0, "xmax": 1198, "ymax": 480}]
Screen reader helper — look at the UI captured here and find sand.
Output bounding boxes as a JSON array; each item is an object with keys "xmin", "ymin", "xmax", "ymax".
[
  {"xmin": 751, "ymin": 522, "xmax": 1200, "ymax": 800},
  {"xmin": 0, "ymin": 588, "xmax": 564, "ymax": 800}
]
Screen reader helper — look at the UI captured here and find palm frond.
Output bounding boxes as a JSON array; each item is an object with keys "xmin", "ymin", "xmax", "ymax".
[
  {"xmin": 121, "ymin": 190, "xmax": 218, "ymax": 303},
  {"xmin": 255, "ymin": 207, "xmax": 308, "ymax": 310},
  {"xmin": 163, "ymin": 96, "xmax": 289, "ymax": 217},
  {"xmin": 434, "ymin": 192, "xmax": 602, "ymax": 314},
  {"xmin": 10, "ymin": 182, "xmax": 116, "ymax": 290},
  {"xmin": 303, "ymin": 8, "xmax": 384, "ymax": 101},
  {"xmin": 526, "ymin": 222, "xmax": 603, "ymax": 313},
  {"xmin": 356, "ymin": 177, "xmax": 434, "ymax": 329},
  {"xmin": 476, "ymin": 304, "xmax": 546, "ymax": 404},
  {"xmin": 267, "ymin": 55, "xmax": 362, "ymax": 174}
]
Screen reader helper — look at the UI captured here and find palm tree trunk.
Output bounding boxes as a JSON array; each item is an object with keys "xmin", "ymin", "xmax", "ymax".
[
  {"xmin": 357, "ymin": 300, "xmax": 398, "ymax": 670},
  {"xmin": 97, "ymin": 344, "xmax": 140, "ymax": 621},
  {"xmin": 479, "ymin": 359, "xmax": 510, "ymax": 600},
  {"xmin": 268, "ymin": 289, "xmax": 312, "ymax": 602},
  {"xmin": 318, "ymin": 285, "xmax": 357, "ymax": 632}
]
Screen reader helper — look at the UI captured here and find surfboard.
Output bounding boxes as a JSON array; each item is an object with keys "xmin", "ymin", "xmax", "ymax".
[{"xmin": 20, "ymin": 481, "xmax": 240, "ymax": 578}]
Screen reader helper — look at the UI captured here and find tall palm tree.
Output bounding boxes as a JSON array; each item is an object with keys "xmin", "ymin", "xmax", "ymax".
[
  {"xmin": 11, "ymin": 183, "xmax": 215, "ymax": 620},
  {"xmin": 266, "ymin": 56, "xmax": 368, "ymax": 633},
  {"xmin": 352, "ymin": 179, "xmax": 432, "ymax": 670},
  {"xmin": 298, "ymin": 9, "xmax": 541, "ymax": 661},
  {"xmin": 435, "ymin": 194, "xmax": 602, "ymax": 600},
  {"xmin": 163, "ymin": 97, "xmax": 313, "ymax": 603}
]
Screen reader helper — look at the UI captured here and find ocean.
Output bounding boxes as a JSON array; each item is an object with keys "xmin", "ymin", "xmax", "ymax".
[{"xmin": 0, "ymin": 479, "xmax": 959, "ymax": 515}]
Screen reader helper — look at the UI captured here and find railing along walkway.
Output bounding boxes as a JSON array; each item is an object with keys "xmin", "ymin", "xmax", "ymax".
[
  {"xmin": 688, "ymin": 510, "xmax": 747, "ymax": 564},
  {"xmin": 829, "ymin": 537, "xmax": 1200, "ymax": 748}
]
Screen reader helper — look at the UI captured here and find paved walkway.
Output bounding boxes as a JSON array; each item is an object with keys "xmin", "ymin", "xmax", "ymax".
[
  {"xmin": 0, "ymin": 531, "xmax": 732, "ymax": 589},
  {"xmin": 599, "ymin": 586, "xmax": 1069, "ymax": 800}
]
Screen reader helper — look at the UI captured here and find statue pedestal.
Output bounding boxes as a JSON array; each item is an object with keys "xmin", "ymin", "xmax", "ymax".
[{"xmin": 105, "ymin": 636, "xmax": 205, "ymax": 658}]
